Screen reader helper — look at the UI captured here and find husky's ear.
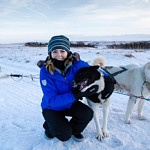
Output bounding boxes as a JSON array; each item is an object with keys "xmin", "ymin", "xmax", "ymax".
[{"xmin": 91, "ymin": 65, "xmax": 99, "ymax": 70}]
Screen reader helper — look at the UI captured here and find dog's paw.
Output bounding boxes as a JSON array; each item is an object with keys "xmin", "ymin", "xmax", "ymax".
[
  {"xmin": 102, "ymin": 128, "xmax": 109, "ymax": 137},
  {"xmin": 138, "ymin": 115, "xmax": 146, "ymax": 120},
  {"xmin": 96, "ymin": 134, "xmax": 105, "ymax": 141},
  {"xmin": 125, "ymin": 119, "xmax": 131, "ymax": 124},
  {"xmin": 96, "ymin": 129, "xmax": 109, "ymax": 141}
]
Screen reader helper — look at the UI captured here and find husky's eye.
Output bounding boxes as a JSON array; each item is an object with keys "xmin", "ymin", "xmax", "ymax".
[
  {"xmin": 83, "ymin": 80, "xmax": 88, "ymax": 86},
  {"xmin": 80, "ymin": 79, "xmax": 88, "ymax": 87}
]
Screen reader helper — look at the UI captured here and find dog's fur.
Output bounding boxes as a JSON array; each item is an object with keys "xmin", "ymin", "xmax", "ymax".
[
  {"xmin": 74, "ymin": 66, "xmax": 111, "ymax": 141},
  {"xmin": 94, "ymin": 57, "xmax": 150, "ymax": 123}
]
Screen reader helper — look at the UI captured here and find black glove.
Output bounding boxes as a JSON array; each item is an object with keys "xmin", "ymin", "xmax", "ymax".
[
  {"xmin": 101, "ymin": 76, "xmax": 116, "ymax": 99},
  {"xmin": 72, "ymin": 85, "xmax": 99, "ymax": 100}
]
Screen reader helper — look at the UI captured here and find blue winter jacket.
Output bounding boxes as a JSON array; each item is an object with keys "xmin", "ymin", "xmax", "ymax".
[{"xmin": 40, "ymin": 59, "xmax": 89, "ymax": 111}]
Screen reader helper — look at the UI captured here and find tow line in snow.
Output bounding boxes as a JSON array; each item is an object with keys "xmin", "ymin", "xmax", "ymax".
[
  {"xmin": 0, "ymin": 74, "xmax": 39, "ymax": 81},
  {"xmin": 114, "ymin": 89, "xmax": 150, "ymax": 101}
]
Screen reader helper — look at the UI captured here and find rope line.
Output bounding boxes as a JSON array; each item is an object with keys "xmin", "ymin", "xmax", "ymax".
[
  {"xmin": 114, "ymin": 89, "xmax": 150, "ymax": 101},
  {"xmin": 0, "ymin": 74, "xmax": 39, "ymax": 81}
]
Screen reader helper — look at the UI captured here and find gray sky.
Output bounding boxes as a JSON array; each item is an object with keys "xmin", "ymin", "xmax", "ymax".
[{"xmin": 0, "ymin": 0, "xmax": 150, "ymax": 43}]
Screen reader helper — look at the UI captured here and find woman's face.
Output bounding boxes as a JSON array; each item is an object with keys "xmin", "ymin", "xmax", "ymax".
[{"xmin": 51, "ymin": 49, "xmax": 68, "ymax": 61}]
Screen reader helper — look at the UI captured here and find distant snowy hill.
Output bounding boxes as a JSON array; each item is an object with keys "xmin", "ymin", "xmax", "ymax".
[{"xmin": 69, "ymin": 34, "xmax": 150, "ymax": 42}]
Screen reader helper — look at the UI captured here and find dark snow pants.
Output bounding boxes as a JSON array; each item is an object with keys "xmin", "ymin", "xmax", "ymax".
[{"xmin": 42, "ymin": 101, "xmax": 93, "ymax": 141}]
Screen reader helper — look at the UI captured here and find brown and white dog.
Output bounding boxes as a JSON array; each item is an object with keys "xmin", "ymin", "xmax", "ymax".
[{"xmin": 94, "ymin": 57, "xmax": 150, "ymax": 124}]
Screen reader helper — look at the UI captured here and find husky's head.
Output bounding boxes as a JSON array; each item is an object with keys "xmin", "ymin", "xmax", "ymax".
[{"xmin": 73, "ymin": 66, "xmax": 105, "ymax": 93}]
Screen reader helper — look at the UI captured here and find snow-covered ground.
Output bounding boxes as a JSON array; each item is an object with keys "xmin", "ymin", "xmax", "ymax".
[{"xmin": 0, "ymin": 43, "xmax": 150, "ymax": 150}]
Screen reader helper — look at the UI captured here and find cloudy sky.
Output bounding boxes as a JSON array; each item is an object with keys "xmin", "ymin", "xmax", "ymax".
[{"xmin": 0, "ymin": 0, "xmax": 150, "ymax": 43}]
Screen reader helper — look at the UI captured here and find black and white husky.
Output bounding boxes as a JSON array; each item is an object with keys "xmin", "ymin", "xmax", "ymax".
[
  {"xmin": 94, "ymin": 57, "xmax": 150, "ymax": 124},
  {"xmin": 73, "ymin": 66, "xmax": 115, "ymax": 141}
]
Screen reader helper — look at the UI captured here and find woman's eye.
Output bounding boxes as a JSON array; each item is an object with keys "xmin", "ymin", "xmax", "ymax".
[{"xmin": 60, "ymin": 50, "xmax": 66, "ymax": 53}]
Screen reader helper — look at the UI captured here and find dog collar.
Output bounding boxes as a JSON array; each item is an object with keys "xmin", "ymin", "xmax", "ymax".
[{"xmin": 98, "ymin": 68, "xmax": 109, "ymax": 77}]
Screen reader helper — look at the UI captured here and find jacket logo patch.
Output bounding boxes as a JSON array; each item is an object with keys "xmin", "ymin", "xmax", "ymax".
[{"xmin": 42, "ymin": 79, "xmax": 47, "ymax": 86}]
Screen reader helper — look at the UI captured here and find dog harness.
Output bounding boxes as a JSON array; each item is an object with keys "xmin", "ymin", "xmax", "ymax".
[{"xmin": 102, "ymin": 66, "xmax": 127, "ymax": 77}]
